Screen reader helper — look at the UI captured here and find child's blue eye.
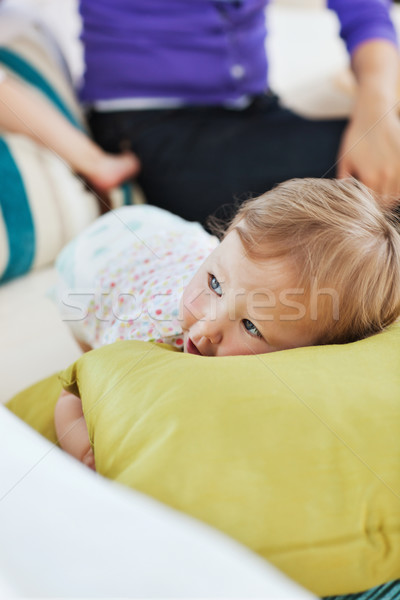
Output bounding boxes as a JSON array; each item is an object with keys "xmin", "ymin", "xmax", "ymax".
[
  {"xmin": 209, "ymin": 274, "xmax": 222, "ymax": 296},
  {"xmin": 243, "ymin": 319, "xmax": 262, "ymax": 338}
]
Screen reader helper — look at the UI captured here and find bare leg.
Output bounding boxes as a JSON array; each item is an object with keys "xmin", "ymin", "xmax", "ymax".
[{"xmin": 0, "ymin": 73, "xmax": 140, "ymax": 191}]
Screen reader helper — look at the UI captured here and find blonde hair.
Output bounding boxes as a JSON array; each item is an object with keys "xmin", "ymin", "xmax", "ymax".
[{"xmin": 222, "ymin": 178, "xmax": 400, "ymax": 345}]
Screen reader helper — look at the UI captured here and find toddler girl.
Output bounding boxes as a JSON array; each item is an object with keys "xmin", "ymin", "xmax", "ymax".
[
  {"xmin": 55, "ymin": 177, "xmax": 400, "ymax": 467},
  {"xmin": 58, "ymin": 176, "xmax": 400, "ymax": 355}
]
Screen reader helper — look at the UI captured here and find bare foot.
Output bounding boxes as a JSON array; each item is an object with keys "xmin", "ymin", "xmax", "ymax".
[{"xmin": 85, "ymin": 151, "xmax": 141, "ymax": 192}]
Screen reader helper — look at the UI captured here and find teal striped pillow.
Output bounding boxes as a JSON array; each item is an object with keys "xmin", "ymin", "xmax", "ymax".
[
  {"xmin": 0, "ymin": 136, "xmax": 35, "ymax": 281},
  {"xmin": 324, "ymin": 579, "xmax": 400, "ymax": 600},
  {"xmin": 0, "ymin": 133, "xmax": 101, "ymax": 283},
  {"xmin": 0, "ymin": 28, "xmax": 133, "ymax": 283}
]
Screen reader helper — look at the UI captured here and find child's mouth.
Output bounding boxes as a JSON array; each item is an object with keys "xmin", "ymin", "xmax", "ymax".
[{"xmin": 186, "ymin": 338, "xmax": 202, "ymax": 356}]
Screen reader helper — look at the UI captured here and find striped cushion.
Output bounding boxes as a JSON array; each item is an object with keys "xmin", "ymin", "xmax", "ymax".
[
  {"xmin": 323, "ymin": 579, "xmax": 400, "ymax": 600},
  {"xmin": 0, "ymin": 133, "xmax": 100, "ymax": 282},
  {"xmin": 0, "ymin": 17, "xmax": 132, "ymax": 283}
]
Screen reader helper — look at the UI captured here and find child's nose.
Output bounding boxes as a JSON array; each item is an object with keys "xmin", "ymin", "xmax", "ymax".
[{"xmin": 194, "ymin": 317, "xmax": 223, "ymax": 345}]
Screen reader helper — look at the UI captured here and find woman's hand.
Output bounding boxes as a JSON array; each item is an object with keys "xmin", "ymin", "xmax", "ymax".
[
  {"xmin": 337, "ymin": 39, "xmax": 400, "ymax": 210},
  {"xmin": 337, "ymin": 99, "xmax": 400, "ymax": 209}
]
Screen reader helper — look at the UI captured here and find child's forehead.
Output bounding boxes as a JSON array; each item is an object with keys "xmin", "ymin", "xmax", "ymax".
[
  {"xmin": 218, "ymin": 229, "xmax": 289, "ymax": 266},
  {"xmin": 223, "ymin": 225, "xmax": 292, "ymax": 261},
  {"xmin": 215, "ymin": 230, "xmax": 300, "ymax": 291}
]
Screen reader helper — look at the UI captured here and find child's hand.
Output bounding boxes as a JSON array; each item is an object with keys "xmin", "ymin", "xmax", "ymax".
[
  {"xmin": 81, "ymin": 446, "xmax": 96, "ymax": 471},
  {"xmin": 54, "ymin": 389, "xmax": 96, "ymax": 471}
]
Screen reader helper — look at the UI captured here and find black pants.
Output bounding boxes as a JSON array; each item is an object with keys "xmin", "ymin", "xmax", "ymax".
[{"xmin": 88, "ymin": 93, "xmax": 347, "ymax": 225}]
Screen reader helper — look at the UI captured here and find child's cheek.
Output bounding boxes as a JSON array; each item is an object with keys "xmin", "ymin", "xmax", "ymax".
[
  {"xmin": 177, "ymin": 293, "xmax": 186, "ymax": 326},
  {"xmin": 180, "ymin": 281, "xmax": 208, "ymax": 330},
  {"xmin": 182, "ymin": 330, "xmax": 189, "ymax": 353},
  {"xmin": 178, "ymin": 288, "xmax": 193, "ymax": 330}
]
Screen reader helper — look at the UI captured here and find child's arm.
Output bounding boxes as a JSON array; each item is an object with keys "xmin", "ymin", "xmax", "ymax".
[{"xmin": 54, "ymin": 389, "xmax": 95, "ymax": 470}]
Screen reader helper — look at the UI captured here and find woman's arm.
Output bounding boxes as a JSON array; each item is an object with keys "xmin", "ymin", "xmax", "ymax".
[
  {"xmin": 337, "ymin": 39, "xmax": 400, "ymax": 206},
  {"xmin": 54, "ymin": 389, "xmax": 95, "ymax": 470}
]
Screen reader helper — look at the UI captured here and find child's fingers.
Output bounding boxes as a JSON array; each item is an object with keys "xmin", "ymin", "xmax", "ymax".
[{"xmin": 82, "ymin": 447, "xmax": 96, "ymax": 471}]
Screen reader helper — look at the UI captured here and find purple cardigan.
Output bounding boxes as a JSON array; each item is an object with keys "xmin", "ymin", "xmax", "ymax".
[{"xmin": 78, "ymin": 0, "xmax": 397, "ymax": 105}]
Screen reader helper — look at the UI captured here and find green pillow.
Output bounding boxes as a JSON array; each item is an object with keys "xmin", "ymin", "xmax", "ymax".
[{"xmin": 7, "ymin": 324, "xmax": 400, "ymax": 596}]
